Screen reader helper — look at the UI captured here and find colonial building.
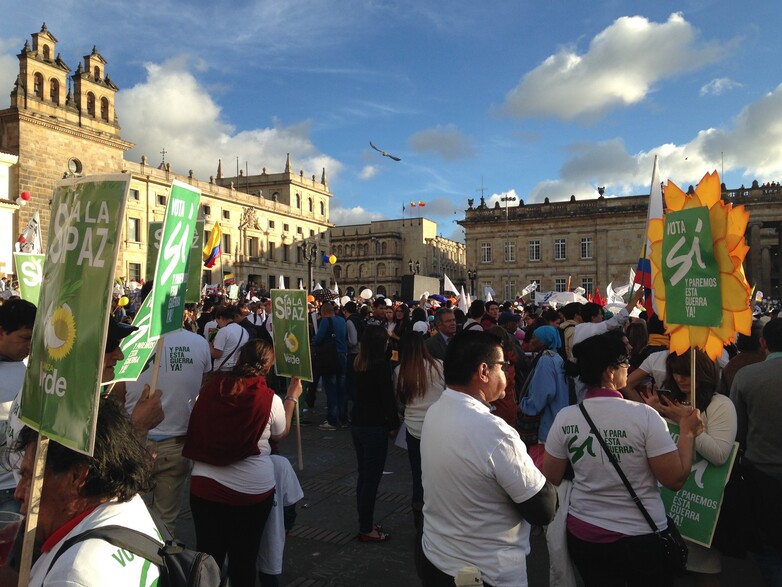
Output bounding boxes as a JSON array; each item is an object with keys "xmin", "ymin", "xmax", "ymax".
[
  {"xmin": 328, "ymin": 218, "xmax": 466, "ymax": 299},
  {"xmin": 460, "ymin": 184, "xmax": 782, "ymax": 301},
  {"xmin": 0, "ymin": 24, "xmax": 334, "ymax": 294}
]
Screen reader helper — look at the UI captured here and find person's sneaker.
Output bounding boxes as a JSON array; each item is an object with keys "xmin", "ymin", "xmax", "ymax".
[{"xmin": 319, "ymin": 421, "xmax": 337, "ymax": 431}]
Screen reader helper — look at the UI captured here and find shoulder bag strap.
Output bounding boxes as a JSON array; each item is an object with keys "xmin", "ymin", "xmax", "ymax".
[
  {"xmin": 215, "ymin": 327, "xmax": 246, "ymax": 372},
  {"xmin": 518, "ymin": 350, "xmax": 550, "ymax": 401},
  {"xmin": 578, "ymin": 402, "xmax": 661, "ymax": 533}
]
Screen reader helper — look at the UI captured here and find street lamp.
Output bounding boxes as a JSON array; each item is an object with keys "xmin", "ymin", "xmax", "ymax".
[
  {"xmin": 501, "ymin": 195, "xmax": 517, "ymax": 300},
  {"xmin": 299, "ymin": 240, "xmax": 318, "ymax": 290},
  {"xmin": 467, "ymin": 269, "xmax": 478, "ymax": 297}
]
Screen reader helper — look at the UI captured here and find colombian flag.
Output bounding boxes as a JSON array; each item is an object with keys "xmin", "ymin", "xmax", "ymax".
[
  {"xmin": 224, "ymin": 273, "xmax": 235, "ymax": 286},
  {"xmin": 203, "ymin": 222, "xmax": 222, "ymax": 268}
]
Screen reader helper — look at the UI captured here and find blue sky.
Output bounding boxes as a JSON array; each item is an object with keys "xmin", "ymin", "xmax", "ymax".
[{"xmin": 2, "ymin": 1, "xmax": 782, "ymax": 241}]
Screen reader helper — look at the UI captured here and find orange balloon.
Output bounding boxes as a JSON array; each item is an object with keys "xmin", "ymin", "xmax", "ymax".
[{"xmin": 307, "ymin": 295, "xmax": 315, "ymax": 303}]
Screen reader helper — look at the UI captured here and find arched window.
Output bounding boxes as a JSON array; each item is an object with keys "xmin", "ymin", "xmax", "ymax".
[
  {"xmin": 49, "ymin": 79, "xmax": 59, "ymax": 104},
  {"xmin": 86, "ymin": 92, "xmax": 95, "ymax": 117},
  {"xmin": 377, "ymin": 263, "xmax": 386, "ymax": 278},
  {"xmin": 94, "ymin": 66, "xmax": 100, "ymax": 80},
  {"xmin": 359, "ymin": 264, "xmax": 366, "ymax": 278},
  {"xmin": 320, "ymin": 201, "xmax": 325, "ymax": 215},
  {"xmin": 42, "ymin": 45, "xmax": 50, "ymax": 60},
  {"xmin": 100, "ymin": 97, "xmax": 109, "ymax": 121},
  {"xmin": 344, "ymin": 265, "xmax": 351, "ymax": 279},
  {"xmin": 377, "ymin": 285, "xmax": 387, "ymax": 296},
  {"xmin": 308, "ymin": 198, "xmax": 313, "ymax": 212},
  {"xmin": 351, "ymin": 244, "xmax": 356, "ymax": 256},
  {"xmin": 295, "ymin": 194, "xmax": 301, "ymax": 208},
  {"xmin": 33, "ymin": 73, "xmax": 43, "ymax": 98},
  {"xmin": 337, "ymin": 246, "xmax": 342, "ymax": 256},
  {"xmin": 381, "ymin": 242, "xmax": 387, "ymax": 254},
  {"xmin": 333, "ymin": 266, "xmax": 341, "ymax": 280}
]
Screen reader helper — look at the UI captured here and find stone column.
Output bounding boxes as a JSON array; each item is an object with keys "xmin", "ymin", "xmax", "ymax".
[
  {"xmin": 748, "ymin": 222, "xmax": 762, "ymax": 287},
  {"xmin": 761, "ymin": 245, "xmax": 772, "ymax": 296}
]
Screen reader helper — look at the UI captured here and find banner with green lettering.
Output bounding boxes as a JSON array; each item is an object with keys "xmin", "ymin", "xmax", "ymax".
[
  {"xmin": 148, "ymin": 181, "xmax": 201, "ymax": 338},
  {"xmin": 146, "ymin": 219, "xmax": 203, "ymax": 303},
  {"xmin": 661, "ymin": 207, "xmax": 722, "ymax": 326},
  {"xmin": 14, "ymin": 253, "xmax": 45, "ymax": 305},
  {"xmin": 271, "ymin": 289, "xmax": 313, "ymax": 381},
  {"xmin": 20, "ymin": 174, "xmax": 130, "ymax": 455},
  {"xmin": 111, "ymin": 293, "xmax": 157, "ymax": 383},
  {"xmin": 660, "ymin": 422, "xmax": 739, "ymax": 547}
]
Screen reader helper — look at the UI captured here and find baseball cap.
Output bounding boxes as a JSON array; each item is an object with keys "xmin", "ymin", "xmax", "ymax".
[
  {"xmin": 105, "ymin": 318, "xmax": 138, "ymax": 353},
  {"xmin": 498, "ymin": 311, "xmax": 522, "ymax": 325}
]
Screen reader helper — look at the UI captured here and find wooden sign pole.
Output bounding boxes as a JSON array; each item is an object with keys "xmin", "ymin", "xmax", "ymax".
[{"xmin": 17, "ymin": 435, "xmax": 49, "ymax": 586}]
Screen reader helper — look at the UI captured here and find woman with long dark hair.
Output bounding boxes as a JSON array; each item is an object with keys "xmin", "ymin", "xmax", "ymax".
[
  {"xmin": 542, "ymin": 333, "xmax": 703, "ymax": 587},
  {"xmin": 184, "ymin": 339, "xmax": 301, "ymax": 586},
  {"xmin": 394, "ymin": 331, "xmax": 444, "ymax": 528},
  {"xmin": 351, "ymin": 325, "xmax": 399, "ymax": 542}
]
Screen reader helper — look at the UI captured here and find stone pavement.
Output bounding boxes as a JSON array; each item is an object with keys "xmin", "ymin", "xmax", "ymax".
[{"xmin": 172, "ymin": 400, "xmax": 765, "ymax": 587}]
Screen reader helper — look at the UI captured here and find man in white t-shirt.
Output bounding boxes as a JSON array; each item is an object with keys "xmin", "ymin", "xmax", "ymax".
[
  {"xmin": 420, "ymin": 331, "xmax": 557, "ymax": 587},
  {"xmin": 125, "ymin": 287, "xmax": 212, "ymax": 529},
  {"xmin": 211, "ymin": 306, "xmax": 249, "ymax": 372},
  {"xmin": 0, "ymin": 299, "xmax": 35, "ymax": 513}
]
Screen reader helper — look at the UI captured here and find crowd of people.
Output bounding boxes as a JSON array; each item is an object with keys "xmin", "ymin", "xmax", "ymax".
[{"xmin": 0, "ymin": 281, "xmax": 780, "ymax": 586}]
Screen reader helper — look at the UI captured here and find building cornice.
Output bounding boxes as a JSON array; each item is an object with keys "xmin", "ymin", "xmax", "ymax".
[{"xmin": 11, "ymin": 109, "xmax": 134, "ymax": 152}]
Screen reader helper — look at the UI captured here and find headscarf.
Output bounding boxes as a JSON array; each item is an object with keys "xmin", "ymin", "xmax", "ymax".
[{"xmin": 533, "ymin": 325, "xmax": 561, "ymax": 351}]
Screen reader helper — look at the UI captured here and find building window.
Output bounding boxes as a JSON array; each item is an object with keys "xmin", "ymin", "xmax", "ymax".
[
  {"xmin": 582, "ymin": 277, "xmax": 594, "ymax": 295},
  {"xmin": 309, "ymin": 229, "xmax": 315, "ymax": 237},
  {"xmin": 555, "ymin": 278, "xmax": 567, "ymax": 292},
  {"xmin": 283, "ymin": 223, "xmax": 289, "ymax": 232},
  {"xmin": 269, "ymin": 220, "xmax": 275, "ymax": 229},
  {"xmin": 128, "ymin": 263, "xmax": 142, "ymax": 282},
  {"xmin": 297, "ymin": 227, "xmax": 303, "ymax": 235},
  {"xmin": 320, "ymin": 201, "xmax": 325, "ymax": 215},
  {"xmin": 156, "ymin": 193, "xmax": 167, "ymax": 206},
  {"xmin": 50, "ymin": 79, "xmax": 59, "ymax": 104},
  {"xmin": 129, "ymin": 188, "xmax": 140, "ymax": 201},
  {"xmin": 308, "ymin": 198, "xmax": 313, "ymax": 212},
  {"xmin": 529, "ymin": 240, "xmax": 541, "ymax": 261},
  {"xmin": 295, "ymin": 194, "xmax": 301, "ymax": 208},
  {"xmin": 100, "ymin": 97, "xmax": 109, "ymax": 122},
  {"xmin": 43, "ymin": 45, "xmax": 51, "ymax": 60},
  {"xmin": 504, "ymin": 241, "xmax": 516, "ymax": 263},
  {"xmin": 128, "ymin": 218, "xmax": 141, "ymax": 242},
  {"xmin": 222, "ymin": 210, "xmax": 230, "ymax": 220},
  {"xmin": 33, "ymin": 73, "xmax": 43, "ymax": 98},
  {"xmin": 554, "ymin": 238, "xmax": 567, "ymax": 260},
  {"xmin": 480, "ymin": 242, "xmax": 492, "ymax": 263},
  {"xmin": 505, "ymin": 280, "xmax": 516, "ymax": 301},
  {"xmin": 202, "ymin": 204, "xmax": 211, "ymax": 216},
  {"xmin": 267, "ymin": 242, "xmax": 275, "ymax": 261},
  {"xmin": 581, "ymin": 237, "xmax": 593, "ymax": 259},
  {"xmin": 247, "ymin": 237, "xmax": 258, "ymax": 258},
  {"xmin": 223, "ymin": 234, "xmax": 231, "ymax": 256},
  {"xmin": 93, "ymin": 66, "xmax": 100, "ymax": 80},
  {"xmin": 283, "ymin": 244, "xmax": 290, "ymax": 262},
  {"xmin": 86, "ymin": 92, "xmax": 95, "ymax": 117}
]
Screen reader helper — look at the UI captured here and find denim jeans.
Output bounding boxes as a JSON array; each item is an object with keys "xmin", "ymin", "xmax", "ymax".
[
  {"xmin": 323, "ymin": 353, "xmax": 348, "ymax": 426},
  {"xmin": 405, "ymin": 429, "xmax": 423, "ymax": 506},
  {"xmin": 351, "ymin": 425, "xmax": 388, "ymax": 534}
]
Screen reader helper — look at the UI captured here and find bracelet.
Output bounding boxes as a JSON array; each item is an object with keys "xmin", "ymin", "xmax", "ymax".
[{"xmin": 284, "ymin": 396, "xmax": 298, "ymax": 405}]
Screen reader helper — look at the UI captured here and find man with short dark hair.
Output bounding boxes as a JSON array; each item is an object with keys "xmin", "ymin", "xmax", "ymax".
[
  {"xmin": 420, "ymin": 331, "xmax": 557, "ymax": 586},
  {"xmin": 480, "ymin": 301, "xmax": 500, "ymax": 330},
  {"xmin": 730, "ymin": 318, "xmax": 782, "ymax": 583},
  {"xmin": 425, "ymin": 308, "xmax": 456, "ymax": 360},
  {"xmin": 559, "ymin": 302, "xmax": 582, "ymax": 361}
]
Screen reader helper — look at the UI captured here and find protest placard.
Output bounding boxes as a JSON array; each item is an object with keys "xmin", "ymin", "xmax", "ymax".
[
  {"xmin": 146, "ymin": 219, "xmax": 204, "ymax": 303},
  {"xmin": 20, "ymin": 175, "xmax": 130, "ymax": 454},
  {"xmin": 271, "ymin": 289, "xmax": 313, "ymax": 381},
  {"xmin": 14, "ymin": 253, "xmax": 44, "ymax": 305}
]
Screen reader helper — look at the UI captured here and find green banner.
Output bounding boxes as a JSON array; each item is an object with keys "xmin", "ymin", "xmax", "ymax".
[
  {"xmin": 146, "ymin": 219, "xmax": 203, "ymax": 303},
  {"xmin": 20, "ymin": 175, "xmax": 130, "ymax": 455},
  {"xmin": 271, "ymin": 289, "xmax": 313, "ymax": 381},
  {"xmin": 14, "ymin": 253, "xmax": 45, "ymax": 306},
  {"xmin": 661, "ymin": 207, "xmax": 722, "ymax": 326},
  {"xmin": 660, "ymin": 422, "xmax": 739, "ymax": 547},
  {"xmin": 148, "ymin": 181, "xmax": 201, "ymax": 338},
  {"xmin": 111, "ymin": 294, "xmax": 157, "ymax": 383}
]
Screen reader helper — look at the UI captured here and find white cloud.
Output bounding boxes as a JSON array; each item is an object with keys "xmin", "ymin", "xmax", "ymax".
[
  {"xmin": 524, "ymin": 83, "xmax": 782, "ymax": 202},
  {"xmin": 700, "ymin": 77, "xmax": 742, "ymax": 96},
  {"xmin": 359, "ymin": 165, "xmax": 378, "ymax": 180},
  {"xmin": 0, "ymin": 36, "xmax": 22, "ymax": 109},
  {"xmin": 483, "ymin": 189, "xmax": 522, "ymax": 209},
  {"xmin": 500, "ymin": 13, "xmax": 724, "ymax": 121},
  {"xmin": 329, "ymin": 205, "xmax": 385, "ymax": 226},
  {"xmin": 408, "ymin": 123, "xmax": 474, "ymax": 160},
  {"xmin": 116, "ymin": 57, "xmax": 342, "ymax": 181}
]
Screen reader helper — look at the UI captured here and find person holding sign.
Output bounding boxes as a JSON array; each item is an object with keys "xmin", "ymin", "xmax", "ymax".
[
  {"xmin": 642, "ymin": 349, "xmax": 737, "ymax": 586},
  {"xmin": 183, "ymin": 339, "xmax": 302, "ymax": 586},
  {"xmin": 542, "ymin": 333, "xmax": 704, "ymax": 587}
]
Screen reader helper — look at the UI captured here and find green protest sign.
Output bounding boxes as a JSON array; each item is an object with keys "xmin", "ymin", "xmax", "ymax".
[
  {"xmin": 146, "ymin": 219, "xmax": 203, "ymax": 303},
  {"xmin": 660, "ymin": 422, "xmax": 739, "ymax": 547},
  {"xmin": 111, "ymin": 293, "xmax": 157, "ymax": 383},
  {"xmin": 148, "ymin": 181, "xmax": 201, "ymax": 338},
  {"xmin": 20, "ymin": 175, "xmax": 130, "ymax": 455},
  {"xmin": 14, "ymin": 253, "xmax": 44, "ymax": 305},
  {"xmin": 271, "ymin": 289, "xmax": 313, "ymax": 381},
  {"xmin": 662, "ymin": 207, "xmax": 722, "ymax": 326}
]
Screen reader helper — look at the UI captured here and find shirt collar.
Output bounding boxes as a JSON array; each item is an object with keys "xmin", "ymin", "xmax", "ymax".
[
  {"xmin": 766, "ymin": 352, "xmax": 782, "ymax": 361},
  {"xmin": 40, "ymin": 505, "xmax": 99, "ymax": 553},
  {"xmin": 584, "ymin": 387, "xmax": 624, "ymax": 399}
]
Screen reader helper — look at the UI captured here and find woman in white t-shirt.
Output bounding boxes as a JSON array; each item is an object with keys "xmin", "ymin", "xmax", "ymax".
[
  {"xmin": 542, "ymin": 333, "xmax": 704, "ymax": 587},
  {"xmin": 184, "ymin": 339, "xmax": 302, "ymax": 587},
  {"xmin": 642, "ymin": 349, "xmax": 737, "ymax": 587}
]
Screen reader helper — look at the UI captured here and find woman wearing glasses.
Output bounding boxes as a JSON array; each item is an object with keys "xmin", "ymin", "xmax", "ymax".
[{"xmin": 542, "ymin": 332, "xmax": 704, "ymax": 587}]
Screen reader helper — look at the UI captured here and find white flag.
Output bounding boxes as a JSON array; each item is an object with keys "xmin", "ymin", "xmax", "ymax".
[
  {"xmin": 443, "ymin": 273, "xmax": 458, "ymax": 294},
  {"xmin": 15, "ymin": 211, "xmax": 41, "ymax": 254},
  {"xmin": 278, "ymin": 275, "xmax": 285, "ymax": 290},
  {"xmin": 520, "ymin": 282, "xmax": 538, "ymax": 297},
  {"xmin": 484, "ymin": 285, "xmax": 495, "ymax": 301},
  {"xmin": 458, "ymin": 286, "xmax": 468, "ymax": 313}
]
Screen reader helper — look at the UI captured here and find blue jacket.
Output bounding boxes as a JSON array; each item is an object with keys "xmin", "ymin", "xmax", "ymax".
[{"xmin": 313, "ymin": 315, "xmax": 348, "ymax": 353}]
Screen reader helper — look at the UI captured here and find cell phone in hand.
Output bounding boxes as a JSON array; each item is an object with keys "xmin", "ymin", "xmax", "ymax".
[{"xmin": 656, "ymin": 387, "xmax": 686, "ymax": 404}]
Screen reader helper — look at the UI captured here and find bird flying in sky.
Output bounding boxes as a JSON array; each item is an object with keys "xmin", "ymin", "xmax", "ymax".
[{"xmin": 369, "ymin": 141, "xmax": 401, "ymax": 161}]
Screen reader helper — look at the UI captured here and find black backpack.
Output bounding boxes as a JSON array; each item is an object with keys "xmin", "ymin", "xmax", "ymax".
[
  {"xmin": 347, "ymin": 314, "xmax": 366, "ymax": 348},
  {"xmin": 46, "ymin": 524, "xmax": 223, "ymax": 586}
]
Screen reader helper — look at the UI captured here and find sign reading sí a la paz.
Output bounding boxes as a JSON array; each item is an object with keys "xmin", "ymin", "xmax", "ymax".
[
  {"xmin": 271, "ymin": 289, "xmax": 313, "ymax": 382},
  {"xmin": 148, "ymin": 181, "xmax": 201, "ymax": 338},
  {"xmin": 647, "ymin": 171, "xmax": 753, "ymax": 359},
  {"xmin": 660, "ymin": 423, "xmax": 739, "ymax": 547},
  {"xmin": 146, "ymin": 219, "xmax": 204, "ymax": 303},
  {"xmin": 20, "ymin": 175, "xmax": 130, "ymax": 455},
  {"xmin": 14, "ymin": 252, "xmax": 45, "ymax": 305}
]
